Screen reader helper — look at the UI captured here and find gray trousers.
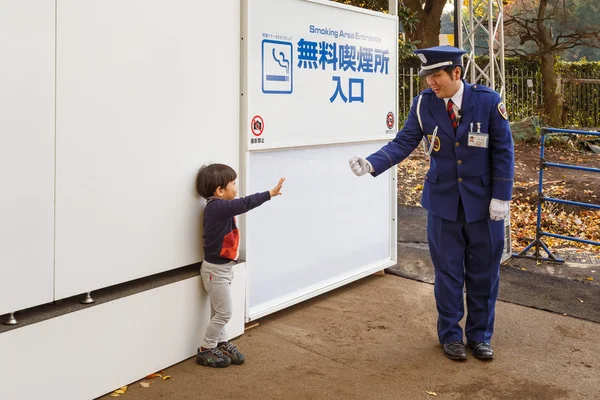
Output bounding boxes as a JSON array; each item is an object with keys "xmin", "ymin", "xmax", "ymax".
[{"xmin": 200, "ymin": 260, "xmax": 234, "ymax": 348}]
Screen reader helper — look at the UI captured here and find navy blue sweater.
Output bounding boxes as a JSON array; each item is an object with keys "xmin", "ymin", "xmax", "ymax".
[{"xmin": 203, "ymin": 191, "xmax": 271, "ymax": 264}]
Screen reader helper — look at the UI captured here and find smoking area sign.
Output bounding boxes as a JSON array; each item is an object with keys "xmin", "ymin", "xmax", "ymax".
[{"xmin": 245, "ymin": 0, "xmax": 398, "ymax": 150}]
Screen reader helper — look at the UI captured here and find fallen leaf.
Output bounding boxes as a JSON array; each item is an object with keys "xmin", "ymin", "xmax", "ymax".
[
  {"xmin": 586, "ymin": 277, "xmax": 594, "ymax": 281},
  {"xmin": 426, "ymin": 391, "xmax": 438, "ymax": 396},
  {"xmin": 162, "ymin": 375, "xmax": 174, "ymax": 381},
  {"xmin": 140, "ymin": 382, "xmax": 151, "ymax": 388},
  {"xmin": 146, "ymin": 373, "xmax": 162, "ymax": 379},
  {"xmin": 521, "ymin": 267, "xmax": 527, "ymax": 271},
  {"xmin": 115, "ymin": 390, "xmax": 126, "ymax": 395}
]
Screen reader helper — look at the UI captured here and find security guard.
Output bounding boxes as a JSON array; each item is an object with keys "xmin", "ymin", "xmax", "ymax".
[{"xmin": 349, "ymin": 46, "xmax": 514, "ymax": 361}]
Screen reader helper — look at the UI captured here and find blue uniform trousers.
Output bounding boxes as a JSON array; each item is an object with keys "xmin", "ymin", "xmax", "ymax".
[{"xmin": 427, "ymin": 200, "xmax": 504, "ymax": 344}]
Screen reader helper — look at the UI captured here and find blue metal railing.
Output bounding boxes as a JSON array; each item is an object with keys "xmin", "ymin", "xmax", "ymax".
[{"xmin": 514, "ymin": 127, "xmax": 600, "ymax": 262}]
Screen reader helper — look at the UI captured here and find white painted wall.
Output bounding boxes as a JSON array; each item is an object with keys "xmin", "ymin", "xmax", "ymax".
[
  {"xmin": 54, "ymin": 0, "xmax": 241, "ymax": 299},
  {"xmin": 0, "ymin": 0, "xmax": 56, "ymax": 315},
  {"xmin": 0, "ymin": 264, "xmax": 246, "ymax": 400}
]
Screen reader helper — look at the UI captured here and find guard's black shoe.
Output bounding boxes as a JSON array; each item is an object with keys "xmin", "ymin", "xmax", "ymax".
[
  {"xmin": 468, "ymin": 341, "xmax": 494, "ymax": 360},
  {"xmin": 443, "ymin": 341, "xmax": 467, "ymax": 361}
]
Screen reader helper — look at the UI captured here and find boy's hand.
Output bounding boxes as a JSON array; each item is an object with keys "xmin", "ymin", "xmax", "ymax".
[{"xmin": 269, "ymin": 178, "xmax": 285, "ymax": 197}]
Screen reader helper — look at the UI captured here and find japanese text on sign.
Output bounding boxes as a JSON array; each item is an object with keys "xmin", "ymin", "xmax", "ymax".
[
  {"xmin": 296, "ymin": 37, "xmax": 389, "ymax": 103},
  {"xmin": 297, "ymin": 39, "xmax": 389, "ymax": 74}
]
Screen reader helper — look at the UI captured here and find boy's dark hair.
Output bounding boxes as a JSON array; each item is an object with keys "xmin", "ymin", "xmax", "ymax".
[{"xmin": 196, "ymin": 163, "xmax": 237, "ymax": 199}]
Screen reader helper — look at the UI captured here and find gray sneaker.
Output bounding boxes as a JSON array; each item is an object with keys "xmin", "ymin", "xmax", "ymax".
[
  {"xmin": 196, "ymin": 347, "xmax": 231, "ymax": 368},
  {"xmin": 218, "ymin": 341, "xmax": 245, "ymax": 365}
]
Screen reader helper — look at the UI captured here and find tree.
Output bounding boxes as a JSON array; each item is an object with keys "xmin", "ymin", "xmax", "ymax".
[
  {"xmin": 330, "ymin": 0, "xmax": 423, "ymax": 61},
  {"xmin": 504, "ymin": 0, "xmax": 600, "ymax": 126},
  {"xmin": 331, "ymin": 1, "xmax": 447, "ymax": 50},
  {"xmin": 402, "ymin": 0, "xmax": 447, "ymax": 49}
]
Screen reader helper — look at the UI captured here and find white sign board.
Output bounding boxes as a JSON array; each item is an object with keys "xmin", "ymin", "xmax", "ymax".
[
  {"xmin": 242, "ymin": 0, "xmax": 398, "ymax": 320},
  {"xmin": 245, "ymin": 0, "xmax": 398, "ymax": 151},
  {"xmin": 245, "ymin": 143, "xmax": 395, "ymax": 319}
]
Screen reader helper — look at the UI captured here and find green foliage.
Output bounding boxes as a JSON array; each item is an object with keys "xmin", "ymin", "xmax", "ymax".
[
  {"xmin": 398, "ymin": 54, "xmax": 421, "ymax": 67},
  {"xmin": 396, "ymin": 4, "xmax": 420, "ymax": 61},
  {"xmin": 329, "ymin": 0, "xmax": 389, "ymax": 13},
  {"xmin": 398, "ymin": 56, "xmax": 600, "ymax": 128},
  {"xmin": 473, "ymin": 56, "xmax": 600, "ymax": 78},
  {"xmin": 397, "ymin": 4, "xmax": 419, "ymax": 33},
  {"xmin": 500, "ymin": 58, "xmax": 600, "ymax": 128},
  {"xmin": 557, "ymin": 59, "xmax": 600, "ymax": 77}
]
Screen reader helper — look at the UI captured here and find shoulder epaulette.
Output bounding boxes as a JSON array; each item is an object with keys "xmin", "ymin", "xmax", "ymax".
[{"xmin": 471, "ymin": 84, "xmax": 495, "ymax": 93}]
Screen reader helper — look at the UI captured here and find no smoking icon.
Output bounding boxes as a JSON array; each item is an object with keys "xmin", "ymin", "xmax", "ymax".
[{"xmin": 251, "ymin": 115, "xmax": 264, "ymax": 136}]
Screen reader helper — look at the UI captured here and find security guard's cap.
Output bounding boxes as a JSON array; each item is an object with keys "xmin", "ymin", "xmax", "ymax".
[{"xmin": 414, "ymin": 46, "xmax": 467, "ymax": 77}]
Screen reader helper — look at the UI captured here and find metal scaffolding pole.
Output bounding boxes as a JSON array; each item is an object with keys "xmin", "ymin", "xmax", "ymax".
[{"xmin": 456, "ymin": 0, "xmax": 506, "ymax": 102}]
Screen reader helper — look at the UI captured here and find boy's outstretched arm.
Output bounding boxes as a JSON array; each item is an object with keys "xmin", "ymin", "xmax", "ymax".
[{"xmin": 211, "ymin": 178, "xmax": 285, "ymax": 219}]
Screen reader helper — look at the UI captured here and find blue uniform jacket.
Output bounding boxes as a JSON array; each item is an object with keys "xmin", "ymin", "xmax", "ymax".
[{"xmin": 367, "ymin": 81, "xmax": 514, "ymax": 223}]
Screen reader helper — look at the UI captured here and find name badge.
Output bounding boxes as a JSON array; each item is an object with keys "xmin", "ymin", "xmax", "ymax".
[{"xmin": 468, "ymin": 133, "xmax": 489, "ymax": 148}]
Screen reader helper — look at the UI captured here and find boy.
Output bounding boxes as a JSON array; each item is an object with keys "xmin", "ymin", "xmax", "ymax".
[{"xmin": 195, "ymin": 163, "xmax": 285, "ymax": 368}]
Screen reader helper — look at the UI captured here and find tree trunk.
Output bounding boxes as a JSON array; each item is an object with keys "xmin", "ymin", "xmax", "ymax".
[
  {"xmin": 540, "ymin": 52, "xmax": 562, "ymax": 127},
  {"xmin": 405, "ymin": 10, "xmax": 441, "ymax": 49},
  {"xmin": 535, "ymin": 0, "xmax": 563, "ymax": 127},
  {"xmin": 403, "ymin": 0, "xmax": 446, "ymax": 90},
  {"xmin": 414, "ymin": 18, "xmax": 441, "ymax": 91}
]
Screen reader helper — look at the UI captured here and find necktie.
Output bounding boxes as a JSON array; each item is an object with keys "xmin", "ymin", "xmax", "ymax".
[{"xmin": 447, "ymin": 99, "xmax": 458, "ymax": 132}]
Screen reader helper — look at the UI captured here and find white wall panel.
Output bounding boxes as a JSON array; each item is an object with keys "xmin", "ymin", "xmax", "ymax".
[
  {"xmin": 0, "ymin": 265, "xmax": 246, "ymax": 400},
  {"xmin": 0, "ymin": 0, "xmax": 55, "ymax": 315},
  {"xmin": 55, "ymin": 0, "xmax": 241, "ymax": 298}
]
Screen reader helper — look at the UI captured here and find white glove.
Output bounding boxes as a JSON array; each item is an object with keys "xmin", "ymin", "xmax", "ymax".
[
  {"xmin": 348, "ymin": 156, "xmax": 374, "ymax": 176},
  {"xmin": 489, "ymin": 198, "xmax": 510, "ymax": 221}
]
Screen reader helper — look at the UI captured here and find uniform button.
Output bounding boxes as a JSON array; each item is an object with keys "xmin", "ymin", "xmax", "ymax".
[
  {"xmin": 458, "ymin": 178, "xmax": 463, "ymax": 182},
  {"xmin": 457, "ymin": 160, "xmax": 463, "ymax": 165},
  {"xmin": 455, "ymin": 142, "xmax": 460, "ymax": 147}
]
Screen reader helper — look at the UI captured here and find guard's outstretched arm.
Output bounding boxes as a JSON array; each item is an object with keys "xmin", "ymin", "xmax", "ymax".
[{"xmin": 366, "ymin": 96, "xmax": 424, "ymax": 177}]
